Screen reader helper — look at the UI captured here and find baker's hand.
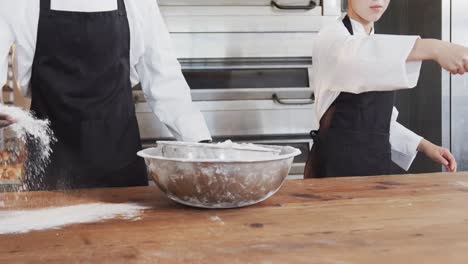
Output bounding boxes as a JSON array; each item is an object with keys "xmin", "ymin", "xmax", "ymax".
[
  {"xmin": 0, "ymin": 113, "xmax": 16, "ymax": 128},
  {"xmin": 434, "ymin": 41, "xmax": 468, "ymax": 75},
  {"xmin": 417, "ymin": 139, "xmax": 457, "ymax": 172}
]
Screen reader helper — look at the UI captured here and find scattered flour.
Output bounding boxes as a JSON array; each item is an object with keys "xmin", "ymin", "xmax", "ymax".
[
  {"xmin": 0, "ymin": 104, "xmax": 56, "ymax": 189},
  {"xmin": 210, "ymin": 215, "xmax": 225, "ymax": 225},
  {"xmin": 0, "ymin": 203, "xmax": 148, "ymax": 234},
  {"xmin": 454, "ymin": 181, "xmax": 468, "ymax": 188},
  {"xmin": 0, "ymin": 104, "xmax": 54, "ymax": 148}
]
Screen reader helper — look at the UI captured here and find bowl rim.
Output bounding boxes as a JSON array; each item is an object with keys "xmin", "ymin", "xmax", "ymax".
[
  {"xmin": 156, "ymin": 140, "xmax": 282, "ymax": 154},
  {"xmin": 137, "ymin": 145, "xmax": 301, "ymax": 163}
]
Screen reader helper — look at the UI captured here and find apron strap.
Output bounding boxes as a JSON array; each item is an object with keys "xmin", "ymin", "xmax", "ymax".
[
  {"xmin": 40, "ymin": 0, "xmax": 126, "ymax": 15},
  {"xmin": 40, "ymin": 0, "xmax": 51, "ymax": 12},
  {"xmin": 117, "ymin": 0, "xmax": 127, "ymax": 16},
  {"xmin": 342, "ymin": 15, "xmax": 354, "ymax": 35}
]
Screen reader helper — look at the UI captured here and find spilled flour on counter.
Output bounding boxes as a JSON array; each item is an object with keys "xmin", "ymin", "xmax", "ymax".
[
  {"xmin": 210, "ymin": 215, "xmax": 225, "ymax": 225},
  {"xmin": 453, "ymin": 181, "xmax": 468, "ymax": 188},
  {"xmin": 0, "ymin": 203, "xmax": 148, "ymax": 234}
]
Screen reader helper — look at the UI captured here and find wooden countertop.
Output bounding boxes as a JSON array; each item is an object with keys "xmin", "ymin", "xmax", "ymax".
[{"xmin": 1, "ymin": 172, "xmax": 468, "ymax": 263}]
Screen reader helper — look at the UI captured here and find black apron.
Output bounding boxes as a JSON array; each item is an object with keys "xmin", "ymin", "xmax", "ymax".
[
  {"xmin": 304, "ymin": 16, "xmax": 395, "ymax": 178},
  {"xmin": 26, "ymin": 0, "xmax": 148, "ymax": 190}
]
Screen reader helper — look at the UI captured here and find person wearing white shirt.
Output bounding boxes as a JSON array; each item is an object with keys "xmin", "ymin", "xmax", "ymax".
[
  {"xmin": 0, "ymin": 0, "xmax": 212, "ymax": 189},
  {"xmin": 305, "ymin": 0, "xmax": 467, "ymax": 178}
]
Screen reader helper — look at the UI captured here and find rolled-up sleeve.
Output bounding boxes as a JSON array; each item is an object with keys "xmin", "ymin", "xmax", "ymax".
[
  {"xmin": 135, "ymin": 0, "xmax": 211, "ymax": 142},
  {"xmin": 322, "ymin": 30, "xmax": 422, "ymax": 93},
  {"xmin": 390, "ymin": 107, "xmax": 423, "ymax": 171}
]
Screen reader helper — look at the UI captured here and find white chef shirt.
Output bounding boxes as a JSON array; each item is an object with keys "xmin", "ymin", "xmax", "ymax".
[
  {"xmin": 312, "ymin": 16, "xmax": 424, "ymax": 171},
  {"xmin": 0, "ymin": 0, "xmax": 211, "ymax": 142}
]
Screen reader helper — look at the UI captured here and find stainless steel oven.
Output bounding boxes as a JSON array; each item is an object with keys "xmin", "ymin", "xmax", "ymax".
[
  {"xmin": 134, "ymin": 57, "xmax": 316, "ymax": 178},
  {"xmin": 134, "ymin": 0, "xmax": 343, "ymax": 178}
]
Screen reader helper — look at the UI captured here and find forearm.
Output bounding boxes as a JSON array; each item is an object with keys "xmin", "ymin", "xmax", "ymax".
[
  {"xmin": 417, "ymin": 138, "xmax": 457, "ymax": 172},
  {"xmin": 407, "ymin": 39, "xmax": 441, "ymax": 62},
  {"xmin": 417, "ymin": 138, "xmax": 434, "ymax": 153}
]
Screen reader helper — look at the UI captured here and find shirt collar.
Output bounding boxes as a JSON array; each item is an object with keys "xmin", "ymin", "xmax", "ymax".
[{"xmin": 348, "ymin": 16, "xmax": 375, "ymax": 35}]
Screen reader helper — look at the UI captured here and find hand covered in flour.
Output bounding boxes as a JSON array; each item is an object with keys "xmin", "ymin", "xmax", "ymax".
[
  {"xmin": 417, "ymin": 139, "xmax": 457, "ymax": 172},
  {"xmin": 0, "ymin": 112, "xmax": 16, "ymax": 128}
]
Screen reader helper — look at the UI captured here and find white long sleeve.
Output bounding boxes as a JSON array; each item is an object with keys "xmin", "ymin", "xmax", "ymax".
[
  {"xmin": 135, "ymin": 0, "xmax": 211, "ymax": 142},
  {"xmin": 320, "ymin": 30, "xmax": 422, "ymax": 93},
  {"xmin": 0, "ymin": 0, "xmax": 211, "ymax": 142},
  {"xmin": 390, "ymin": 107, "xmax": 423, "ymax": 171},
  {"xmin": 313, "ymin": 19, "xmax": 423, "ymax": 124}
]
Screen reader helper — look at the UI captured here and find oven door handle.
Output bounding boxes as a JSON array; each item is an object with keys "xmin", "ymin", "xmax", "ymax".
[
  {"xmin": 272, "ymin": 93, "xmax": 315, "ymax": 105},
  {"xmin": 270, "ymin": 0, "xmax": 318, "ymax": 10}
]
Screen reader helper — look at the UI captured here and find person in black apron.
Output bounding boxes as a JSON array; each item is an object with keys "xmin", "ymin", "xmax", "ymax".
[
  {"xmin": 306, "ymin": 16, "xmax": 395, "ymax": 178},
  {"xmin": 24, "ymin": 0, "xmax": 148, "ymax": 190},
  {"xmin": 305, "ymin": 0, "xmax": 467, "ymax": 178}
]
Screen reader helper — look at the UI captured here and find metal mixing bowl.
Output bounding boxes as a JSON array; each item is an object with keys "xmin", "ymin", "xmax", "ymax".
[
  {"xmin": 157, "ymin": 141, "xmax": 281, "ymax": 160},
  {"xmin": 137, "ymin": 142, "xmax": 301, "ymax": 209}
]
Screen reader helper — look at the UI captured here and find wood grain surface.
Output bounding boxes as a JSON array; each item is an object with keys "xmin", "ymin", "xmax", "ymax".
[{"xmin": 1, "ymin": 172, "xmax": 468, "ymax": 263}]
